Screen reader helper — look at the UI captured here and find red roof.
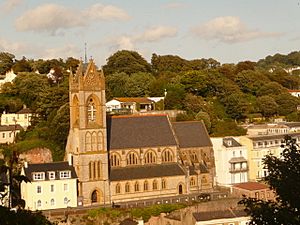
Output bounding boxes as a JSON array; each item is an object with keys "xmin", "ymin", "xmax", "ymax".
[
  {"xmin": 233, "ymin": 182, "xmax": 269, "ymax": 191},
  {"xmin": 288, "ymin": 90, "xmax": 300, "ymax": 93}
]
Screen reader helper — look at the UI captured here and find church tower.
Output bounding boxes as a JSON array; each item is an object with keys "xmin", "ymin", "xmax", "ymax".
[{"xmin": 66, "ymin": 59, "xmax": 109, "ymax": 206}]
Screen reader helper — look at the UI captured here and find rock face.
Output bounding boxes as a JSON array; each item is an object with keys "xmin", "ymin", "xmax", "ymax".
[{"xmin": 20, "ymin": 148, "xmax": 53, "ymax": 163}]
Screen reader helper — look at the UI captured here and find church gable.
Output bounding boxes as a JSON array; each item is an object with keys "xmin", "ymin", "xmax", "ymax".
[{"xmin": 107, "ymin": 115, "xmax": 177, "ymax": 150}]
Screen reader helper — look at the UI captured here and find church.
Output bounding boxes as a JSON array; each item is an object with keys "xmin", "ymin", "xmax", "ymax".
[{"xmin": 65, "ymin": 59, "xmax": 215, "ymax": 206}]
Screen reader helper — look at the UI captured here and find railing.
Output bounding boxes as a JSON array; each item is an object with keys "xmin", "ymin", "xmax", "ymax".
[{"xmin": 229, "ymin": 167, "xmax": 248, "ymax": 173}]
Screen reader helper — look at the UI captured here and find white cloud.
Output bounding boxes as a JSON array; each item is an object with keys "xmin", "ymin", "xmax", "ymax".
[
  {"xmin": 137, "ymin": 26, "xmax": 178, "ymax": 42},
  {"xmin": 192, "ymin": 16, "xmax": 282, "ymax": 43},
  {"xmin": 162, "ymin": 2, "xmax": 186, "ymax": 9},
  {"xmin": 15, "ymin": 3, "xmax": 130, "ymax": 34},
  {"xmin": 2, "ymin": 0, "xmax": 23, "ymax": 12}
]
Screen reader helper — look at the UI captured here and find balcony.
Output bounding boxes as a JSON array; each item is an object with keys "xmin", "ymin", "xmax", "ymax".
[{"xmin": 229, "ymin": 166, "xmax": 248, "ymax": 173}]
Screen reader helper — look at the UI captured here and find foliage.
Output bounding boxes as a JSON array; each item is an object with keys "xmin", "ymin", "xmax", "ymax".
[
  {"xmin": 0, "ymin": 206, "xmax": 54, "ymax": 225},
  {"xmin": 195, "ymin": 111, "xmax": 212, "ymax": 132},
  {"xmin": 124, "ymin": 72, "xmax": 155, "ymax": 97},
  {"xmin": 275, "ymin": 93, "xmax": 300, "ymax": 116},
  {"xmin": 256, "ymin": 96, "xmax": 278, "ymax": 117},
  {"xmin": 211, "ymin": 120, "xmax": 247, "ymax": 137},
  {"xmin": 239, "ymin": 136, "xmax": 300, "ymax": 224},
  {"xmin": 0, "ymin": 52, "xmax": 15, "ymax": 74}
]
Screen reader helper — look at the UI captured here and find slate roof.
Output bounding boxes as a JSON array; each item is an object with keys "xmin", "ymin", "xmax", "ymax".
[
  {"xmin": 172, "ymin": 121, "xmax": 212, "ymax": 148},
  {"xmin": 193, "ymin": 209, "xmax": 247, "ymax": 221},
  {"xmin": 233, "ymin": 182, "xmax": 269, "ymax": 191},
  {"xmin": 223, "ymin": 137, "xmax": 242, "ymax": 147},
  {"xmin": 110, "ymin": 163, "xmax": 185, "ymax": 181},
  {"xmin": 0, "ymin": 124, "xmax": 23, "ymax": 131},
  {"xmin": 189, "ymin": 164, "xmax": 209, "ymax": 175},
  {"xmin": 107, "ymin": 115, "xmax": 177, "ymax": 150},
  {"xmin": 24, "ymin": 161, "xmax": 77, "ymax": 181},
  {"xmin": 17, "ymin": 108, "xmax": 32, "ymax": 114}
]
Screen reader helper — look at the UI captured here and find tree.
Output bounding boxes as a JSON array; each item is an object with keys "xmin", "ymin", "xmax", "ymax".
[
  {"xmin": 124, "ymin": 72, "xmax": 155, "ymax": 97},
  {"xmin": 211, "ymin": 120, "xmax": 247, "ymax": 137},
  {"xmin": 103, "ymin": 50, "xmax": 151, "ymax": 75},
  {"xmin": 0, "ymin": 52, "xmax": 15, "ymax": 74},
  {"xmin": 240, "ymin": 136, "xmax": 300, "ymax": 224},
  {"xmin": 224, "ymin": 93, "xmax": 250, "ymax": 120},
  {"xmin": 256, "ymin": 96, "xmax": 278, "ymax": 117},
  {"xmin": 12, "ymin": 57, "xmax": 32, "ymax": 73},
  {"xmin": 275, "ymin": 93, "xmax": 299, "ymax": 116},
  {"xmin": 195, "ymin": 111, "xmax": 211, "ymax": 132}
]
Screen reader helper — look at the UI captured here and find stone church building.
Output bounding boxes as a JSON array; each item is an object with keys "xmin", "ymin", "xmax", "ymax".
[{"xmin": 65, "ymin": 60, "xmax": 215, "ymax": 206}]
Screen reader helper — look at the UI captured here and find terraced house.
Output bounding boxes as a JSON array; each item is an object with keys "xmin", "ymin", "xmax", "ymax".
[{"xmin": 65, "ymin": 60, "xmax": 215, "ymax": 206}]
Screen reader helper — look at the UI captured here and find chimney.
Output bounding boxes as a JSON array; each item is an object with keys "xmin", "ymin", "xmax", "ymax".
[{"xmin": 68, "ymin": 154, "xmax": 73, "ymax": 166}]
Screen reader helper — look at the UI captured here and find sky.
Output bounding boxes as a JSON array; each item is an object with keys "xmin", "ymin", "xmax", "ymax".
[{"xmin": 1, "ymin": 0, "xmax": 300, "ymax": 66}]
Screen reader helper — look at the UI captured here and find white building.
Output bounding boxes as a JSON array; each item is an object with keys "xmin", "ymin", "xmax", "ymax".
[
  {"xmin": 211, "ymin": 137, "xmax": 248, "ymax": 186},
  {"xmin": 0, "ymin": 124, "xmax": 22, "ymax": 144},
  {"xmin": 1, "ymin": 107, "xmax": 33, "ymax": 130},
  {"xmin": 21, "ymin": 160, "xmax": 78, "ymax": 210},
  {"xmin": 0, "ymin": 70, "xmax": 16, "ymax": 90}
]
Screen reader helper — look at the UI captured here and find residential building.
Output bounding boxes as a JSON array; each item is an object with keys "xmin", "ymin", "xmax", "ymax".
[
  {"xmin": 65, "ymin": 60, "xmax": 215, "ymax": 206},
  {"xmin": 0, "ymin": 70, "xmax": 16, "ymax": 90},
  {"xmin": 239, "ymin": 133, "xmax": 300, "ymax": 181},
  {"xmin": 193, "ymin": 209, "xmax": 249, "ymax": 225},
  {"xmin": 21, "ymin": 160, "xmax": 78, "ymax": 210},
  {"xmin": 1, "ymin": 107, "xmax": 33, "ymax": 130},
  {"xmin": 231, "ymin": 182, "xmax": 276, "ymax": 201},
  {"xmin": 246, "ymin": 123, "xmax": 289, "ymax": 136},
  {"xmin": 0, "ymin": 124, "xmax": 22, "ymax": 144},
  {"xmin": 211, "ymin": 137, "xmax": 248, "ymax": 186},
  {"xmin": 288, "ymin": 89, "xmax": 300, "ymax": 97},
  {"xmin": 106, "ymin": 97, "xmax": 156, "ymax": 113}
]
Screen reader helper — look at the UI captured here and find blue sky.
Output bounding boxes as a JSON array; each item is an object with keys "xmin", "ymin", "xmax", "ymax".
[{"xmin": 1, "ymin": 0, "xmax": 300, "ymax": 66}]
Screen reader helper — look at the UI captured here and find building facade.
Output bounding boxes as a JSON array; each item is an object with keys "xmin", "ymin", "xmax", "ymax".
[
  {"xmin": 1, "ymin": 107, "xmax": 32, "ymax": 130},
  {"xmin": 65, "ymin": 60, "xmax": 215, "ymax": 206},
  {"xmin": 0, "ymin": 124, "xmax": 22, "ymax": 144}
]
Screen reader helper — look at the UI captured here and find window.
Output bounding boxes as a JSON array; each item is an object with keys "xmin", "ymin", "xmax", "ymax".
[
  {"xmin": 37, "ymin": 186, "xmax": 42, "ymax": 194},
  {"xmin": 144, "ymin": 181, "xmax": 148, "ymax": 191},
  {"xmin": 97, "ymin": 161, "xmax": 101, "ymax": 179},
  {"xmin": 162, "ymin": 179, "xmax": 166, "ymax": 190},
  {"xmin": 126, "ymin": 152, "xmax": 139, "ymax": 165},
  {"xmin": 33, "ymin": 172, "xmax": 45, "ymax": 181},
  {"xmin": 2, "ymin": 133, "xmax": 5, "ymax": 138},
  {"xmin": 37, "ymin": 200, "xmax": 41, "ymax": 208},
  {"xmin": 60, "ymin": 171, "xmax": 71, "ymax": 179},
  {"xmin": 87, "ymin": 98, "xmax": 96, "ymax": 122},
  {"xmin": 91, "ymin": 132, "xmax": 97, "ymax": 151},
  {"xmin": 97, "ymin": 132, "xmax": 103, "ymax": 150},
  {"xmin": 24, "ymin": 114, "xmax": 27, "ymax": 119},
  {"xmin": 134, "ymin": 182, "xmax": 139, "ymax": 192},
  {"xmin": 89, "ymin": 162, "xmax": 92, "ymax": 179},
  {"xmin": 110, "ymin": 153, "xmax": 120, "ymax": 167},
  {"xmin": 162, "ymin": 149, "xmax": 173, "ymax": 163},
  {"xmin": 144, "ymin": 151, "xmax": 156, "ymax": 164},
  {"xmin": 50, "ymin": 199, "xmax": 55, "ymax": 206},
  {"xmin": 116, "ymin": 183, "xmax": 121, "ymax": 194},
  {"xmin": 153, "ymin": 180, "xmax": 158, "ymax": 190},
  {"xmin": 64, "ymin": 197, "xmax": 69, "ymax": 205},
  {"xmin": 48, "ymin": 171, "xmax": 55, "ymax": 180},
  {"xmin": 125, "ymin": 182, "xmax": 130, "ymax": 193},
  {"xmin": 190, "ymin": 177, "xmax": 196, "ymax": 187},
  {"xmin": 50, "ymin": 184, "xmax": 54, "ymax": 192},
  {"xmin": 85, "ymin": 132, "xmax": 92, "ymax": 151},
  {"xmin": 64, "ymin": 184, "xmax": 68, "ymax": 191}
]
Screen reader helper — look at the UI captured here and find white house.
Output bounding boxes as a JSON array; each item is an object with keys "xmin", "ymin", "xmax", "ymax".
[
  {"xmin": 1, "ymin": 107, "xmax": 33, "ymax": 130},
  {"xmin": 288, "ymin": 89, "xmax": 300, "ymax": 97},
  {"xmin": 0, "ymin": 124, "xmax": 22, "ymax": 144},
  {"xmin": 211, "ymin": 137, "xmax": 248, "ymax": 186},
  {"xmin": 0, "ymin": 70, "xmax": 16, "ymax": 90},
  {"xmin": 21, "ymin": 160, "xmax": 78, "ymax": 211},
  {"xmin": 106, "ymin": 97, "xmax": 156, "ymax": 113}
]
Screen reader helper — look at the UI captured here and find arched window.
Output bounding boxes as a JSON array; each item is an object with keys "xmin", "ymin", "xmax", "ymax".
[
  {"xmin": 37, "ymin": 200, "xmax": 41, "ymax": 208},
  {"xmin": 134, "ymin": 182, "xmax": 139, "ymax": 192},
  {"xmin": 190, "ymin": 177, "xmax": 196, "ymax": 187},
  {"xmin": 91, "ymin": 132, "xmax": 97, "ymax": 151},
  {"xmin": 162, "ymin": 149, "xmax": 173, "ymax": 163},
  {"xmin": 126, "ymin": 152, "xmax": 139, "ymax": 165},
  {"xmin": 110, "ymin": 153, "xmax": 120, "ymax": 167},
  {"xmin": 73, "ymin": 95, "xmax": 79, "ymax": 124},
  {"xmin": 162, "ymin": 179, "xmax": 166, "ymax": 190},
  {"xmin": 97, "ymin": 132, "xmax": 103, "ymax": 150},
  {"xmin": 87, "ymin": 98, "xmax": 96, "ymax": 122},
  {"xmin": 125, "ymin": 182, "xmax": 130, "ymax": 193},
  {"xmin": 50, "ymin": 198, "xmax": 55, "ymax": 206},
  {"xmin": 85, "ymin": 132, "xmax": 92, "ymax": 151},
  {"xmin": 144, "ymin": 150, "xmax": 156, "ymax": 164},
  {"xmin": 201, "ymin": 176, "xmax": 208, "ymax": 184},
  {"xmin": 191, "ymin": 152, "xmax": 198, "ymax": 162},
  {"xmin": 89, "ymin": 162, "xmax": 92, "ymax": 180},
  {"xmin": 153, "ymin": 180, "xmax": 158, "ymax": 190},
  {"xmin": 93, "ymin": 161, "xmax": 96, "ymax": 179},
  {"xmin": 116, "ymin": 183, "xmax": 121, "ymax": 194},
  {"xmin": 144, "ymin": 181, "xmax": 148, "ymax": 191},
  {"xmin": 64, "ymin": 197, "xmax": 69, "ymax": 205}
]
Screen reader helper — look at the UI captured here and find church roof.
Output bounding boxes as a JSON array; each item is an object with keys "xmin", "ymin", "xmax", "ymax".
[
  {"xmin": 172, "ymin": 121, "xmax": 212, "ymax": 148},
  {"xmin": 110, "ymin": 163, "xmax": 185, "ymax": 181},
  {"xmin": 107, "ymin": 115, "xmax": 177, "ymax": 150}
]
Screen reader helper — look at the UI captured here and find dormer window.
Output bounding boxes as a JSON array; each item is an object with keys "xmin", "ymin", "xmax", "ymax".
[
  {"xmin": 33, "ymin": 172, "xmax": 45, "ymax": 181},
  {"xmin": 60, "ymin": 171, "xmax": 71, "ymax": 179},
  {"xmin": 48, "ymin": 171, "xmax": 55, "ymax": 180}
]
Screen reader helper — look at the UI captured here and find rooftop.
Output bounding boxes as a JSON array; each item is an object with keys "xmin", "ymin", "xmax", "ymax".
[{"xmin": 233, "ymin": 182, "xmax": 269, "ymax": 191}]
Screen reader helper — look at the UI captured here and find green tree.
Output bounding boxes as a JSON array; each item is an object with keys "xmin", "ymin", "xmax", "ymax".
[
  {"xmin": 164, "ymin": 84, "xmax": 186, "ymax": 110},
  {"xmin": 103, "ymin": 50, "xmax": 151, "ymax": 75},
  {"xmin": 124, "ymin": 72, "xmax": 155, "ymax": 97},
  {"xmin": 0, "ymin": 52, "xmax": 15, "ymax": 74},
  {"xmin": 257, "ymin": 82, "xmax": 286, "ymax": 97},
  {"xmin": 256, "ymin": 96, "xmax": 278, "ymax": 117},
  {"xmin": 12, "ymin": 57, "xmax": 32, "ymax": 73},
  {"xmin": 106, "ymin": 72, "xmax": 130, "ymax": 100},
  {"xmin": 183, "ymin": 94, "xmax": 209, "ymax": 114},
  {"xmin": 211, "ymin": 120, "xmax": 247, "ymax": 137},
  {"xmin": 240, "ymin": 136, "xmax": 300, "ymax": 225},
  {"xmin": 275, "ymin": 93, "xmax": 299, "ymax": 116},
  {"xmin": 195, "ymin": 111, "xmax": 211, "ymax": 132},
  {"xmin": 224, "ymin": 93, "xmax": 249, "ymax": 120}
]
